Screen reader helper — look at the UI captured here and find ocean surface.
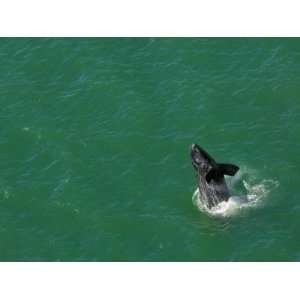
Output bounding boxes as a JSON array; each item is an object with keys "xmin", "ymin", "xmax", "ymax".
[{"xmin": 0, "ymin": 38, "xmax": 299, "ymax": 261}]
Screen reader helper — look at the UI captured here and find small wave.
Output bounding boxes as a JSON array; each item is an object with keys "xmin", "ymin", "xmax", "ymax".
[{"xmin": 192, "ymin": 167, "xmax": 279, "ymax": 217}]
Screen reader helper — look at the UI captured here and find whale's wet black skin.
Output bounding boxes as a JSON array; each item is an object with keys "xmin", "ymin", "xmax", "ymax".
[{"xmin": 190, "ymin": 143, "xmax": 239, "ymax": 209}]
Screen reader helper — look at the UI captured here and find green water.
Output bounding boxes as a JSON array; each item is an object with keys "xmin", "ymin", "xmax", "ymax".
[{"xmin": 0, "ymin": 38, "xmax": 299, "ymax": 261}]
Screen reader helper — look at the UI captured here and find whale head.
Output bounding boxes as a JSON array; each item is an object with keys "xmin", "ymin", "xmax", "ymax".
[
  {"xmin": 190, "ymin": 143, "xmax": 215, "ymax": 174},
  {"xmin": 190, "ymin": 143, "xmax": 240, "ymax": 185}
]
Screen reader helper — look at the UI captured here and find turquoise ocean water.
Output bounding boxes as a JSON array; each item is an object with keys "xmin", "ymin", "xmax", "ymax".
[{"xmin": 0, "ymin": 38, "xmax": 299, "ymax": 261}]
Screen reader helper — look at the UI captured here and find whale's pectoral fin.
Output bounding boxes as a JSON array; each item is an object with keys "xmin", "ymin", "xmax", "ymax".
[
  {"xmin": 206, "ymin": 164, "xmax": 239, "ymax": 183},
  {"xmin": 218, "ymin": 163, "xmax": 239, "ymax": 176}
]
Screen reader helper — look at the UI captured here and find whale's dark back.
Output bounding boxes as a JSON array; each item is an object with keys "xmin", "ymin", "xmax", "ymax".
[
  {"xmin": 196, "ymin": 169, "xmax": 230, "ymax": 208},
  {"xmin": 190, "ymin": 144, "xmax": 239, "ymax": 209}
]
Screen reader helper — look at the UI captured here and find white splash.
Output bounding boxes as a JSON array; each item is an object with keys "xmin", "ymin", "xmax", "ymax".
[{"xmin": 192, "ymin": 167, "xmax": 279, "ymax": 217}]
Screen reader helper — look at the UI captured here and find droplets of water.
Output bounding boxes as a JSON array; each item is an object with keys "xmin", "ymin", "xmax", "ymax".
[{"xmin": 192, "ymin": 167, "xmax": 279, "ymax": 217}]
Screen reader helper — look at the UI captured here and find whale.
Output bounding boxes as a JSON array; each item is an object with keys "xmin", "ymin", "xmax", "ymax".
[{"xmin": 190, "ymin": 143, "xmax": 239, "ymax": 209}]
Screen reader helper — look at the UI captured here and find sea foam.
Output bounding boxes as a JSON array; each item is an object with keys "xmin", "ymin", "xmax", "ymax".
[{"xmin": 192, "ymin": 167, "xmax": 279, "ymax": 217}]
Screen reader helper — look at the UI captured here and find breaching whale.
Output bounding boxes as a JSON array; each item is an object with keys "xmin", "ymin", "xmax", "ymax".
[{"xmin": 190, "ymin": 143, "xmax": 239, "ymax": 209}]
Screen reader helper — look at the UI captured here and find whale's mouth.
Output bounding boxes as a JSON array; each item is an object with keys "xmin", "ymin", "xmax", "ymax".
[
  {"xmin": 190, "ymin": 144, "xmax": 203, "ymax": 170},
  {"xmin": 190, "ymin": 144, "xmax": 197, "ymax": 160}
]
